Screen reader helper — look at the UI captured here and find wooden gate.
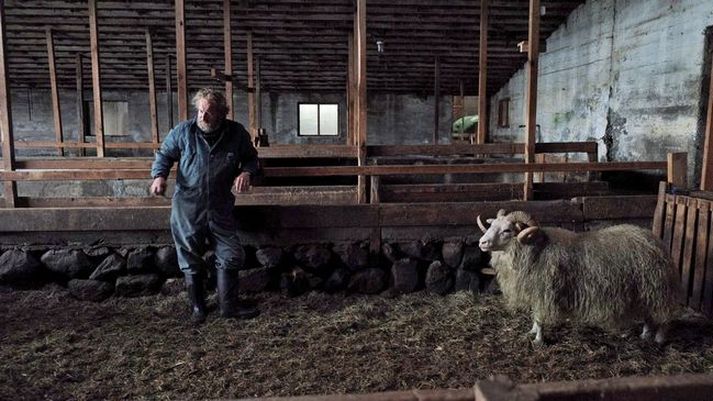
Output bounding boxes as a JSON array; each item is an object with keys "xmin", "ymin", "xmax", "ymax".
[{"xmin": 653, "ymin": 182, "xmax": 713, "ymax": 317}]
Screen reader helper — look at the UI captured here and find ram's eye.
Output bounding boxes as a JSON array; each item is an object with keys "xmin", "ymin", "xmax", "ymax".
[{"xmin": 502, "ymin": 229, "xmax": 512, "ymax": 234}]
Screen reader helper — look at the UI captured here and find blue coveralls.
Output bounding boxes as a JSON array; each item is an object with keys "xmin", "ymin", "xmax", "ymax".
[{"xmin": 151, "ymin": 118, "xmax": 259, "ymax": 274}]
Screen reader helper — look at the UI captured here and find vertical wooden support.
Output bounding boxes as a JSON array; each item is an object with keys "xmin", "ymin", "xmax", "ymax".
[
  {"xmin": 668, "ymin": 152, "xmax": 688, "ymax": 188},
  {"xmin": 175, "ymin": 0, "xmax": 188, "ymax": 121},
  {"xmin": 691, "ymin": 200, "xmax": 710, "ymax": 309},
  {"xmin": 146, "ymin": 29, "xmax": 159, "ymax": 145},
  {"xmin": 587, "ymin": 146, "xmax": 598, "ymax": 181},
  {"xmin": 0, "ymin": 2, "xmax": 17, "ymax": 207},
  {"xmin": 88, "ymin": 0, "xmax": 105, "ymax": 157},
  {"xmin": 523, "ymin": 0, "xmax": 540, "ymax": 200},
  {"xmin": 370, "ymin": 176, "xmax": 380, "ymax": 204},
  {"xmin": 701, "ymin": 53, "xmax": 713, "ymax": 190},
  {"xmin": 477, "ymin": 0, "xmax": 489, "ymax": 145},
  {"xmin": 165, "ymin": 54, "xmax": 173, "ymax": 129},
  {"xmin": 433, "ymin": 56, "xmax": 440, "ymax": 145},
  {"xmin": 223, "ymin": 0, "xmax": 234, "ymax": 120},
  {"xmin": 347, "ymin": 32, "xmax": 355, "ymax": 146},
  {"xmin": 46, "ymin": 28, "xmax": 63, "ymax": 156},
  {"xmin": 652, "ymin": 181, "xmax": 668, "ymax": 238},
  {"xmin": 355, "ymin": 0, "xmax": 367, "ymax": 204},
  {"xmin": 247, "ymin": 31, "xmax": 256, "ymax": 141},
  {"xmin": 256, "ymin": 56, "xmax": 262, "ymax": 131},
  {"xmin": 76, "ymin": 53, "xmax": 86, "ymax": 156}
]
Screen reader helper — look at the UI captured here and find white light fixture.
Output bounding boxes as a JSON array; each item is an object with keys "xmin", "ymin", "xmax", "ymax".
[{"xmin": 376, "ymin": 40, "xmax": 385, "ymax": 54}]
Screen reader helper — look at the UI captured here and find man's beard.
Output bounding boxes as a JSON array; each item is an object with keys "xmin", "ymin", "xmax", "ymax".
[{"xmin": 197, "ymin": 119, "xmax": 223, "ymax": 134}]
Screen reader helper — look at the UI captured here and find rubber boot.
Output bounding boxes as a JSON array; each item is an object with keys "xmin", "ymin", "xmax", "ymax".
[
  {"xmin": 184, "ymin": 272, "xmax": 207, "ymax": 324},
  {"xmin": 216, "ymin": 269, "xmax": 259, "ymax": 319}
]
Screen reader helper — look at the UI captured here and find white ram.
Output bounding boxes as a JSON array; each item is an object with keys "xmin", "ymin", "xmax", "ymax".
[{"xmin": 477, "ymin": 209, "xmax": 679, "ymax": 345}]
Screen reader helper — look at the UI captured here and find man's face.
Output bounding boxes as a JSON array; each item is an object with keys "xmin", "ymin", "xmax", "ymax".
[{"xmin": 196, "ymin": 98, "xmax": 225, "ymax": 133}]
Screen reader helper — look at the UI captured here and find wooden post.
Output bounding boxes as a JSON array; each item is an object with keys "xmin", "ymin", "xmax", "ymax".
[
  {"xmin": 165, "ymin": 54, "xmax": 173, "ymax": 129},
  {"xmin": 477, "ymin": 0, "xmax": 489, "ymax": 145},
  {"xmin": 46, "ymin": 28, "xmax": 63, "ymax": 156},
  {"xmin": 701, "ymin": 54, "xmax": 713, "ymax": 191},
  {"xmin": 88, "ymin": 0, "xmax": 105, "ymax": 157},
  {"xmin": 347, "ymin": 32, "xmax": 355, "ymax": 146},
  {"xmin": 256, "ymin": 56, "xmax": 262, "ymax": 131},
  {"xmin": 0, "ymin": 2, "xmax": 17, "ymax": 207},
  {"xmin": 370, "ymin": 175, "xmax": 380, "ymax": 204},
  {"xmin": 668, "ymin": 152, "xmax": 688, "ymax": 188},
  {"xmin": 146, "ymin": 29, "xmax": 159, "ymax": 145},
  {"xmin": 523, "ymin": 0, "xmax": 540, "ymax": 200},
  {"xmin": 76, "ymin": 53, "xmax": 85, "ymax": 156},
  {"xmin": 175, "ymin": 0, "xmax": 188, "ymax": 121},
  {"xmin": 355, "ymin": 0, "xmax": 367, "ymax": 204},
  {"xmin": 433, "ymin": 56, "xmax": 440, "ymax": 145},
  {"xmin": 223, "ymin": 0, "xmax": 234, "ymax": 120},
  {"xmin": 247, "ymin": 31, "xmax": 256, "ymax": 141}
]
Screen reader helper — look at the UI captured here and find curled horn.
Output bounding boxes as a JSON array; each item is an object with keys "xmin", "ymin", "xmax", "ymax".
[
  {"xmin": 477, "ymin": 215, "xmax": 490, "ymax": 233},
  {"xmin": 517, "ymin": 226, "xmax": 541, "ymax": 244}
]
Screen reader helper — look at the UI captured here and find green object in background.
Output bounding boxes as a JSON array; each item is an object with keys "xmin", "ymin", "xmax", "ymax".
[{"xmin": 452, "ymin": 115, "xmax": 478, "ymax": 133}]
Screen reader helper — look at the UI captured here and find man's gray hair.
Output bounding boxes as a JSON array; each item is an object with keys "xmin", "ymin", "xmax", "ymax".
[{"xmin": 192, "ymin": 88, "xmax": 229, "ymax": 115}]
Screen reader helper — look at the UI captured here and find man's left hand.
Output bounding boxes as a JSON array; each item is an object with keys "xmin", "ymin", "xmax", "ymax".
[{"xmin": 233, "ymin": 172, "xmax": 251, "ymax": 193}]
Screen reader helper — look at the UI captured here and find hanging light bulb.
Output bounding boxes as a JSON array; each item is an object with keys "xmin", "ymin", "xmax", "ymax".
[{"xmin": 376, "ymin": 40, "xmax": 385, "ymax": 54}]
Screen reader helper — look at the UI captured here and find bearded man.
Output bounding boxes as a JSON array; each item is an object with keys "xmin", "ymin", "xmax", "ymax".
[{"xmin": 150, "ymin": 88, "xmax": 259, "ymax": 323}]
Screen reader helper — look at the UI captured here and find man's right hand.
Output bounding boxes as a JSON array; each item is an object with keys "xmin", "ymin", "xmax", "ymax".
[{"xmin": 150, "ymin": 177, "xmax": 167, "ymax": 196}]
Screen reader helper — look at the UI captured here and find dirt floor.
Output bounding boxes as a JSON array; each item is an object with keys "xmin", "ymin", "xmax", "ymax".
[{"xmin": 2, "ymin": 285, "xmax": 713, "ymax": 401}]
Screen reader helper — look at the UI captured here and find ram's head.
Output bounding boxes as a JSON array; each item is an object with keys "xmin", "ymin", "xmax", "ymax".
[{"xmin": 477, "ymin": 209, "xmax": 540, "ymax": 252}]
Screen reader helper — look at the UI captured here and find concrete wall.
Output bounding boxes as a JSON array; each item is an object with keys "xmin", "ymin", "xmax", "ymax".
[{"xmin": 489, "ymin": 0, "xmax": 713, "ymax": 186}]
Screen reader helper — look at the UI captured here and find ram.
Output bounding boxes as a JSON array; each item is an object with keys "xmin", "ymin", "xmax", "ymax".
[{"xmin": 477, "ymin": 209, "xmax": 679, "ymax": 345}]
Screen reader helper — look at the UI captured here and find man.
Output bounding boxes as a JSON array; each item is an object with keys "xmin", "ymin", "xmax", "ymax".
[{"xmin": 150, "ymin": 88, "xmax": 259, "ymax": 323}]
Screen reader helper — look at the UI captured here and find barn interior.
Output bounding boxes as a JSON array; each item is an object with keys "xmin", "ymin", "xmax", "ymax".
[{"xmin": 2, "ymin": 0, "xmax": 713, "ymax": 400}]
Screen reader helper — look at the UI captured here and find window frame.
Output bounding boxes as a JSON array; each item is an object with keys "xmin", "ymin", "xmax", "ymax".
[{"xmin": 297, "ymin": 102, "xmax": 339, "ymax": 136}]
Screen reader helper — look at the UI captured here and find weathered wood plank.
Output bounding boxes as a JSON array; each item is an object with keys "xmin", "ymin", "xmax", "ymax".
[
  {"xmin": 580, "ymin": 195, "xmax": 658, "ymax": 220},
  {"xmin": 146, "ymin": 29, "xmax": 159, "ymax": 144},
  {"xmin": 701, "ymin": 52, "xmax": 713, "ymax": 191},
  {"xmin": 175, "ymin": 0, "xmax": 187, "ymax": 120},
  {"xmin": 670, "ymin": 197, "xmax": 689, "ymax": 280},
  {"xmin": 45, "ymin": 28, "xmax": 63, "ymax": 156},
  {"xmin": 355, "ymin": 0, "xmax": 367, "ymax": 204},
  {"xmin": 690, "ymin": 199, "xmax": 710, "ymax": 309},
  {"xmin": 652, "ymin": 181, "xmax": 668, "ymax": 238},
  {"xmin": 0, "ymin": 2, "xmax": 17, "ymax": 207},
  {"xmin": 88, "ymin": 0, "xmax": 105, "ymax": 157},
  {"xmin": 223, "ymin": 0, "xmax": 233, "ymax": 121},
  {"xmin": 381, "ymin": 183, "xmax": 521, "ymax": 203},
  {"xmin": 247, "ymin": 31, "xmax": 255, "ymax": 140},
  {"xmin": 433, "ymin": 55, "xmax": 440, "ymax": 144},
  {"xmin": 165, "ymin": 53, "xmax": 173, "ymax": 128},
  {"xmin": 477, "ymin": 0, "xmax": 488, "ymax": 145},
  {"xmin": 662, "ymin": 194, "xmax": 676, "ymax": 251},
  {"xmin": 681, "ymin": 198, "xmax": 698, "ymax": 302},
  {"xmin": 668, "ymin": 152, "xmax": 687, "ymax": 188},
  {"xmin": 522, "ymin": 0, "xmax": 540, "ymax": 201},
  {"xmin": 380, "ymin": 200, "xmax": 582, "ymax": 226},
  {"xmin": 704, "ymin": 208, "xmax": 713, "ymax": 317},
  {"xmin": 75, "ymin": 53, "xmax": 85, "ymax": 156}
]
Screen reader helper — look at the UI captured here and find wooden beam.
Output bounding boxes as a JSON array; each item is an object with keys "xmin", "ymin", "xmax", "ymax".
[
  {"xmin": 145, "ymin": 29, "xmax": 159, "ymax": 145},
  {"xmin": 75, "ymin": 53, "xmax": 85, "ymax": 156},
  {"xmin": 165, "ymin": 54, "xmax": 173, "ymax": 129},
  {"xmin": 701, "ymin": 53, "xmax": 713, "ymax": 191},
  {"xmin": 247, "ymin": 31, "xmax": 256, "ymax": 140},
  {"xmin": 356, "ymin": 0, "xmax": 367, "ymax": 204},
  {"xmin": 523, "ymin": 0, "xmax": 540, "ymax": 200},
  {"xmin": 477, "ymin": 0, "xmax": 489, "ymax": 145},
  {"xmin": 0, "ymin": 1, "xmax": 17, "ymax": 207},
  {"xmin": 45, "ymin": 28, "xmax": 63, "ymax": 156},
  {"xmin": 668, "ymin": 152, "xmax": 688, "ymax": 188},
  {"xmin": 88, "ymin": 0, "xmax": 105, "ymax": 157},
  {"xmin": 256, "ymin": 56, "xmax": 262, "ymax": 131},
  {"xmin": 347, "ymin": 32, "xmax": 355, "ymax": 146},
  {"xmin": 433, "ymin": 56, "xmax": 440, "ymax": 144},
  {"xmin": 175, "ymin": 0, "xmax": 187, "ymax": 121},
  {"xmin": 223, "ymin": 0, "xmax": 234, "ymax": 121}
]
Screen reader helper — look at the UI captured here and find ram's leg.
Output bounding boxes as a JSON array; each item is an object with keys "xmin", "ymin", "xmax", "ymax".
[
  {"xmin": 640, "ymin": 317, "xmax": 654, "ymax": 340},
  {"xmin": 529, "ymin": 313, "xmax": 544, "ymax": 346},
  {"xmin": 528, "ymin": 319, "xmax": 539, "ymax": 336},
  {"xmin": 654, "ymin": 323, "xmax": 669, "ymax": 344}
]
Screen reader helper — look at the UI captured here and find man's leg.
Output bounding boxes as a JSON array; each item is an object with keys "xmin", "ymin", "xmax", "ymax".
[
  {"xmin": 172, "ymin": 220, "xmax": 208, "ymax": 323},
  {"xmin": 210, "ymin": 222, "xmax": 258, "ymax": 319}
]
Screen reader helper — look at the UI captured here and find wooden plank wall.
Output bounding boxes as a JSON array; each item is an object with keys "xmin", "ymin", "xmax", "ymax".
[{"xmin": 653, "ymin": 182, "xmax": 713, "ymax": 317}]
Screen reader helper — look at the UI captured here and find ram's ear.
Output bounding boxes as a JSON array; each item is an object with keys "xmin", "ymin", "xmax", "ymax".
[{"xmin": 517, "ymin": 226, "xmax": 541, "ymax": 244}]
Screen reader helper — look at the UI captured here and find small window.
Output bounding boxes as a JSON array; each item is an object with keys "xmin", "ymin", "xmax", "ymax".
[
  {"xmin": 497, "ymin": 98, "xmax": 510, "ymax": 128},
  {"xmin": 298, "ymin": 103, "xmax": 338, "ymax": 136}
]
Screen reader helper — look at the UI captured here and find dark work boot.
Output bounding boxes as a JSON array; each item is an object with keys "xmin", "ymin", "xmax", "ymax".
[
  {"xmin": 216, "ymin": 269, "xmax": 259, "ymax": 319},
  {"xmin": 184, "ymin": 273, "xmax": 207, "ymax": 324}
]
